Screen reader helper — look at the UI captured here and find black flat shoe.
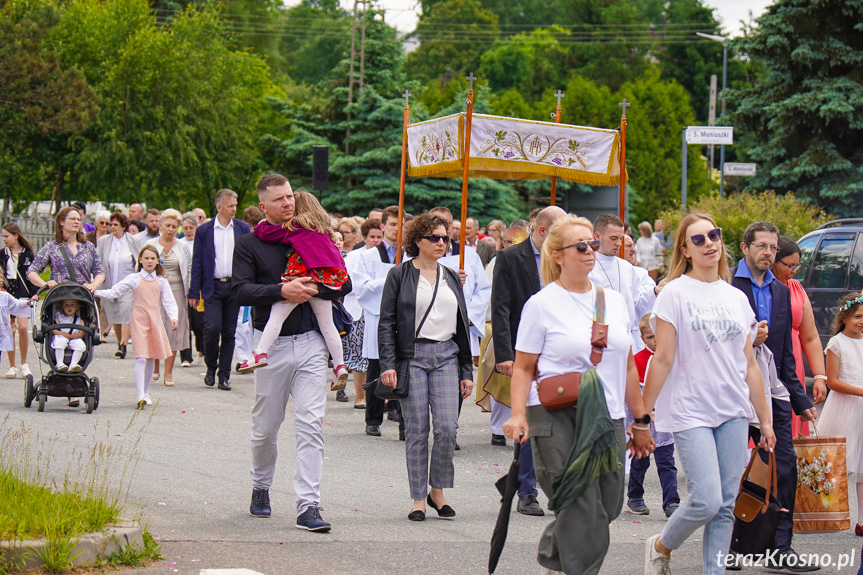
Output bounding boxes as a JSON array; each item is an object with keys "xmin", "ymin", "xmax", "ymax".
[
  {"xmin": 427, "ymin": 495, "xmax": 455, "ymax": 518},
  {"xmin": 408, "ymin": 510, "xmax": 425, "ymax": 521},
  {"xmin": 115, "ymin": 344, "xmax": 127, "ymax": 359}
]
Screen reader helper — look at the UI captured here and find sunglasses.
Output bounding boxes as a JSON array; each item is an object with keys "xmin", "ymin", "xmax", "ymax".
[
  {"xmin": 422, "ymin": 234, "xmax": 450, "ymax": 245},
  {"xmin": 687, "ymin": 228, "xmax": 722, "ymax": 247},
  {"xmin": 560, "ymin": 240, "xmax": 600, "ymax": 253}
]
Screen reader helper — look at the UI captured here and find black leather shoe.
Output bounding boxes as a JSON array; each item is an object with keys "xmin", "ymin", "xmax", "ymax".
[
  {"xmin": 218, "ymin": 378, "xmax": 232, "ymax": 391},
  {"xmin": 491, "ymin": 434, "xmax": 507, "ymax": 446},
  {"xmin": 408, "ymin": 510, "xmax": 425, "ymax": 521},
  {"xmin": 427, "ymin": 494, "xmax": 455, "ymax": 518},
  {"xmin": 399, "ymin": 429, "xmax": 405, "ymax": 441},
  {"xmin": 335, "ymin": 389, "xmax": 349, "ymax": 402},
  {"xmin": 235, "ymin": 362, "xmax": 243, "ymax": 373},
  {"xmin": 115, "ymin": 345, "xmax": 127, "ymax": 359},
  {"xmin": 455, "ymin": 442, "xmax": 460, "ymax": 451},
  {"xmin": 250, "ymin": 488, "xmax": 271, "ymax": 517},
  {"xmin": 517, "ymin": 495, "xmax": 545, "ymax": 516},
  {"xmin": 387, "ymin": 407, "xmax": 401, "ymax": 422},
  {"xmin": 204, "ymin": 369, "xmax": 215, "ymax": 387},
  {"xmin": 366, "ymin": 424, "xmax": 381, "ymax": 436}
]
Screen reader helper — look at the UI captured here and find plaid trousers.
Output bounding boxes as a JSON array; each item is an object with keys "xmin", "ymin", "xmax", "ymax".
[{"xmin": 401, "ymin": 339, "xmax": 461, "ymax": 500}]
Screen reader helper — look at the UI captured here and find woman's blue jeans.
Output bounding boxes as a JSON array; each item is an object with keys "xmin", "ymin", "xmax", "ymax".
[{"xmin": 659, "ymin": 417, "xmax": 748, "ymax": 575}]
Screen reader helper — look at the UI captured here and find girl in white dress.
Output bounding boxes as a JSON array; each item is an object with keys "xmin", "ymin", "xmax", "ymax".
[{"xmin": 817, "ymin": 292, "xmax": 863, "ymax": 533}]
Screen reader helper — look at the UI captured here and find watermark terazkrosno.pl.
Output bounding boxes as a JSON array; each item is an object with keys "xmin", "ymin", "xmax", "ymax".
[{"xmin": 717, "ymin": 549, "xmax": 857, "ymax": 570}]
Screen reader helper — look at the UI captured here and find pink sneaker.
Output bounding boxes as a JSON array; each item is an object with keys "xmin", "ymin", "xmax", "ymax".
[
  {"xmin": 331, "ymin": 364, "xmax": 349, "ymax": 391},
  {"xmin": 238, "ymin": 352, "xmax": 268, "ymax": 373}
]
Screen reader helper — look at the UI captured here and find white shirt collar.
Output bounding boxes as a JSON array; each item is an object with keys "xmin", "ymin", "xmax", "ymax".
[
  {"xmin": 141, "ymin": 270, "xmax": 158, "ymax": 280},
  {"xmin": 214, "ymin": 217, "xmax": 234, "ymax": 230}
]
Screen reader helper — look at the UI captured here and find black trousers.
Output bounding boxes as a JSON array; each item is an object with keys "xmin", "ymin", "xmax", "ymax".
[
  {"xmin": 203, "ymin": 280, "xmax": 239, "ymax": 381},
  {"xmin": 364, "ymin": 358, "xmax": 403, "ymax": 430},
  {"xmin": 181, "ymin": 305, "xmax": 205, "ymax": 363},
  {"xmin": 749, "ymin": 398, "xmax": 796, "ymax": 551}
]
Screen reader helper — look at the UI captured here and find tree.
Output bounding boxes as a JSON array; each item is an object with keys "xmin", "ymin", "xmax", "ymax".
[
  {"xmin": 728, "ymin": 0, "xmax": 863, "ymax": 217},
  {"xmin": 406, "ymin": 0, "xmax": 499, "ymax": 83},
  {"xmin": 49, "ymin": 0, "xmax": 275, "ymax": 208},
  {"xmin": 0, "ymin": 0, "xmax": 99, "ymax": 210},
  {"xmin": 618, "ymin": 67, "xmax": 708, "ymax": 223}
]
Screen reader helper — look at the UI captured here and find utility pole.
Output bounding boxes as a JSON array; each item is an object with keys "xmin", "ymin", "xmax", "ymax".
[
  {"xmin": 346, "ymin": 0, "xmax": 360, "ymax": 156},
  {"xmin": 359, "ymin": 0, "xmax": 368, "ymax": 97}
]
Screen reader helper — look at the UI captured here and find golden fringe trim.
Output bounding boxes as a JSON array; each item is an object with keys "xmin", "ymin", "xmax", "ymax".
[{"xmin": 409, "ymin": 157, "xmax": 626, "ymax": 185}]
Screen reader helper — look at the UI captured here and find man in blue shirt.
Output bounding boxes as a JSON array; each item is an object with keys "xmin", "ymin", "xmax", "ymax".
[{"xmin": 731, "ymin": 221, "xmax": 818, "ymax": 573}]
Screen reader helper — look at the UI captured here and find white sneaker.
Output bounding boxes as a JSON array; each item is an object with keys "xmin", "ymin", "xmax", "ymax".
[
  {"xmin": 5, "ymin": 367, "xmax": 20, "ymax": 379},
  {"xmin": 181, "ymin": 361, "xmax": 191, "ymax": 367},
  {"xmin": 20, "ymin": 364, "xmax": 31, "ymax": 377},
  {"xmin": 644, "ymin": 534, "xmax": 671, "ymax": 575},
  {"xmin": 144, "ymin": 395, "xmax": 153, "ymax": 405}
]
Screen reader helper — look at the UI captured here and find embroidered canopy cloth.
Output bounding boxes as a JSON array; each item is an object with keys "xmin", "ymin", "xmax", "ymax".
[{"xmin": 407, "ymin": 113, "xmax": 626, "ymax": 185}]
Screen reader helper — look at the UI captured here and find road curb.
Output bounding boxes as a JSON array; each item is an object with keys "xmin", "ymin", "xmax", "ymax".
[{"xmin": 0, "ymin": 519, "xmax": 144, "ymax": 570}]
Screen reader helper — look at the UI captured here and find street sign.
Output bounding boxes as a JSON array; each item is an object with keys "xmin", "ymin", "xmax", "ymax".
[
  {"xmin": 724, "ymin": 162, "xmax": 757, "ymax": 176},
  {"xmin": 685, "ymin": 126, "xmax": 733, "ymax": 145}
]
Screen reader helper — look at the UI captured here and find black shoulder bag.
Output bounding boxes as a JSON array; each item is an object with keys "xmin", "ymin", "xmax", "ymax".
[
  {"xmin": 59, "ymin": 244, "xmax": 80, "ymax": 284},
  {"xmin": 371, "ymin": 264, "xmax": 440, "ymax": 401}
]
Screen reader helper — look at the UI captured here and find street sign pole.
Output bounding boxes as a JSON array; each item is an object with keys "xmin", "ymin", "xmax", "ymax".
[{"xmin": 681, "ymin": 127, "xmax": 688, "ymax": 212}]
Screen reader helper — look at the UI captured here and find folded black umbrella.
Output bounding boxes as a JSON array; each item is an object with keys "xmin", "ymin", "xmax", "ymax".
[{"xmin": 489, "ymin": 438, "xmax": 522, "ymax": 574}]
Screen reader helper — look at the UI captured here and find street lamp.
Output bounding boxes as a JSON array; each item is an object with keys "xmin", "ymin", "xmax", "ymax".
[{"xmin": 697, "ymin": 32, "xmax": 728, "ymax": 198}]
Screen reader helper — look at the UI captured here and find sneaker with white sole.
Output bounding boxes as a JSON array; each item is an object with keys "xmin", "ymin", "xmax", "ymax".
[
  {"xmin": 296, "ymin": 506, "xmax": 331, "ymax": 532},
  {"xmin": 181, "ymin": 361, "xmax": 191, "ymax": 367},
  {"xmin": 644, "ymin": 534, "xmax": 671, "ymax": 575},
  {"xmin": 20, "ymin": 364, "xmax": 31, "ymax": 377},
  {"xmin": 5, "ymin": 367, "xmax": 20, "ymax": 379}
]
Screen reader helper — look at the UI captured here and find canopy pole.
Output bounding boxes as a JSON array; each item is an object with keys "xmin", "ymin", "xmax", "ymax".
[
  {"xmin": 618, "ymin": 98, "xmax": 629, "ymax": 259},
  {"xmin": 550, "ymin": 89, "xmax": 565, "ymax": 206},
  {"xmin": 459, "ymin": 73, "xmax": 477, "ymax": 272},
  {"xmin": 396, "ymin": 90, "xmax": 411, "ymax": 265}
]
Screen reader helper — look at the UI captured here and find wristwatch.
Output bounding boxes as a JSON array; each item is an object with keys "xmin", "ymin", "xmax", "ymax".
[{"xmin": 633, "ymin": 414, "xmax": 651, "ymax": 425}]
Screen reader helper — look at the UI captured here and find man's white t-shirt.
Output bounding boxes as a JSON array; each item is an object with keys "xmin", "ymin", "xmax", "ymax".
[
  {"xmin": 650, "ymin": 274, "xmax": 758, "ymax": 433},
  {"xmin": 515, "ymin": 282, "xmax": 631, "ymax": 419}
]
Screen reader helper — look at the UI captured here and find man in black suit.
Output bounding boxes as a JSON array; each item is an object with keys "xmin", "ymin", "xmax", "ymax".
[
  {"xmin": 492, "ymin": 205, "xmax": 565, "ymax": 517},
  {"xmin": 189, "ymin": 189, "xmax": 251, "ymax": 390},
  {"xmin": 731, "ymin": 221, "xmax": 818, "ymax": 573}
]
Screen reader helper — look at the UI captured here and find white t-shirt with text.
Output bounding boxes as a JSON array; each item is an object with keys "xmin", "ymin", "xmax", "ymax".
[
  {"xmin": 650, "ymin": 274, "xmax": 757, "ymax": 433},
  {"xmin": 515, "ymin": 282, "xmax": 631, "ymax": 419}
]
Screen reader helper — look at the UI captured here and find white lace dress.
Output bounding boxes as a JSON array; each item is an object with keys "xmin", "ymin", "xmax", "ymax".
[{"xmin": 817, "ymin": 333, "xmax": 863, "ymax": 476}]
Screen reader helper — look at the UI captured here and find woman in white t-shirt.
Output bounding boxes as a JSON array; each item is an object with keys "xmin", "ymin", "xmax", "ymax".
[
  {"xmin": 503, "ymin": 215, "xmax": 653, "ymax": 575},
  {"xmin": 641, "ymin": 213, "xmax": 776, "ymax": 575}
]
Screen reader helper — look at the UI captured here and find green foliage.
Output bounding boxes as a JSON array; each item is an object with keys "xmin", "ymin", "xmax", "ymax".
[
  {"xmin": 619, "ymin": 68, "xmax": 709, "ymax": 223},
  {"xmin": 727, "ymin": 0, "xmax": 863, "ymax": 217},
  {"xmin": 657, "ymin": 190, "xmax": 833, "ymax": 261},
  {"xmin": 406, "ymin": 0, "xmax": 499, "ymax": 83}
]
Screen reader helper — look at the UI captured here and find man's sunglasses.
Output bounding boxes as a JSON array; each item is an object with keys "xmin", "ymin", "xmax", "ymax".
[
  {"xmin": 422, "ymin": 234, "xmax": 451, "ymax": 244},
  {"xmin": 560, "ymin": 240, "xmax": 600, "ymax": 253},
  {"xmin": 687, "ymin": 228, "xmax": 722, "ymax": 247}
]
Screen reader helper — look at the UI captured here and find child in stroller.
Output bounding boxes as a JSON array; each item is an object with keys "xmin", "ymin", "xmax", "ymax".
[{"xmin": 51, "ymin": 299, "xmax": 87, "ymax": 373}]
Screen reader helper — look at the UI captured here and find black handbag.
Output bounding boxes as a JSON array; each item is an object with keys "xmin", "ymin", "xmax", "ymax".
[
  {"xmin": 730, "ymin": 448, "xmax": 782, "ymax": 556},
  {"xmin": 369, "ymin": 264, "xmax": 440, "ymax": 401}
]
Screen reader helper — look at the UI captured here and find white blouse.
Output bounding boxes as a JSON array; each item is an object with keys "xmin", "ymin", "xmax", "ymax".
[
  {"xmin": 415, "ymin": 268, "xmax": 458, "ymax": 341},
  {"xmin": 94, "ymin": 271, "xmax": 178, "ymax": 321},
  {"xmin": 109, "ymin": 236, "xmax": 135, "ymax": 286}
]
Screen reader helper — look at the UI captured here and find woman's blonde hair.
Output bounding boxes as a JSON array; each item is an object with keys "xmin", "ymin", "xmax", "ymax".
[
  {"xmin": 137, "ymin": 244, "xmax": 164, "ymax": 276},
  {"xmin": 540, "ymin": 215, "xmax": 594, "ymax": 286},
  {"xmin": 160, "ymin": 208, "xmax": 182, "ymax": 226},
  {"xmin": 638, "ymin": 221, "xmax": 653, "ymax": 235},
  {"xmin": 286, "ymin": 190, "xmax": 334, "ymax": 240},
  {"xmin": 667, "ymin": 212, "xmax": 731, "ymax": 282}
]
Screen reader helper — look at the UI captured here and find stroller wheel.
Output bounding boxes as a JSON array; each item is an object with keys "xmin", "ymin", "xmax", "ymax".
[
  {"xmin": 24, "ymin": 374, "xmax": 35, "ymax": 408},
  {"xmin": 92, "ymin": 377, "xmax": 100, "ymax": 410},
  {"xmin": 86, "ymin": 395, "xmax": 95, "ymax": 414},
  {"xmin": 37, "ymin": 393, "xmax": 46, "ymax": 412}
]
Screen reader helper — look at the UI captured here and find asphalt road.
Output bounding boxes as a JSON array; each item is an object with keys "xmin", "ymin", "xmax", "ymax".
[{"xmin": 2, "ymin": 332, "xmax": 859, "ymax": 575}]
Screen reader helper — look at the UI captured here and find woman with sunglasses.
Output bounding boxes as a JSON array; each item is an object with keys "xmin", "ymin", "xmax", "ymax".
[
  {"xmin": 770, "ymin": 235, "xmax": 828, "ymax": 436},
  {"xmin": 641, "ymin": 213, "xmax": 776, "ymax": 575},
  {"xmin": 378, "ymin": 213, "xmax": 474, "ymax": 522},
  {"xmin": 503, "ymin": 215, "xmax": 653, "ymax": 574}
]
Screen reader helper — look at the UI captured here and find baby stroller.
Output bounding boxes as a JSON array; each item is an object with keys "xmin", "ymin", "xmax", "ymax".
[{"xmin": 24, "ymin": 282, "xmax": 102, "ymax": 413}]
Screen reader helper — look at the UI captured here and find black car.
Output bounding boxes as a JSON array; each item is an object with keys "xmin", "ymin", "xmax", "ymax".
[{"xmin": 795, "ymin": 218, "xmax": 863, "ymax": 347}]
